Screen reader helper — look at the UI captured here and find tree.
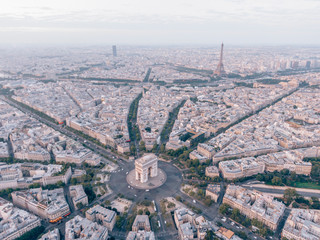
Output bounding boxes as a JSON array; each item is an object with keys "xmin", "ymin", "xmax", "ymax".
[
  {"xmin": 290, "ymin": 171, "xmax": 297, "ymax": 179},
  {"xmin": 29, "ymin": 183, "xmax": 41, "ymax": 189},
  {"xmin": 204, "ymin": 197, "xmax": 213, "ymax": 206},
  {"xmin": 115, "ymin": 215, "xmax": 124, "ymax": 228},
  {"xmin": 167, "ymin": 202, "xmax": 175, "ymax": 208},
  {"xmin": 139, "ymin": 141, "xmax": 146, "ymax": 152},
  {"xmin": 57, "ymin": 180, "xmax": 65, "ymax": 187},
  {"xmin": 216, "ymin": 221, "xmax": 222, "ymax": 227},
  {"xmin": 197, "ymin": 189, "xmax": 204, "ymax": 197},
  {"xmin": 204, "ymin": 230, "xmax": 215, "ymax": 240},
  {"xmin": 84, "ymin": 185, "xmax": 96, "ymax": 203},
  {"xmin": 280, "ymin": 169, "xmax": 290, "ymax": 175},
  {"xmin": 145, "ymin": 208, "xmax": 150, "ymax": 215},
  {"xmin": 311, "ymin": 164, "xmax": 320, "ymax": 180},
  {"xmin": 175, "ymin": 196, "xmax": 182, "ymax": 202},
  {"xmin": 151, "ymin": 143, "xmax": 158, "ymax": 153},
  {"xmin": 130, "ymin": 145, "xmax": 136, "ymax": 155},
  {"xmin": 15, "ymin": 226, "xmax": 45, "ymax": 240},
  {"xmin": 256, "ymin": 174, "xmax": 264, "ymax": 181},
  {"xmin": 231, "ymin": 208, "xmax": 241, "ymax": 222},
  {"xmin": 283, "ymin": 188, "xmax": 298, "ymax": 205},
  {"xmin": 70, "ymin": 178, "xmax": 78, "ymax": 185},
  {"xmin": 259, "ymin": 227, "xmax": 268, "ymax": 237},
  {"xmin": 271, "ymin": 176, "xmax": 282, "ymax": 185},
  {"xmin": 76, "ymin": 202, "xmax": 84, "ymax": 209},
  {"xmin": 236, "ymin": 231, "xmax": 248, "ymax": 240},
  {"xmin": 138, "ymin": 209, "xmax": 143, "ymax": 215},
  {"xmin": 160, "ymin": 144, "xmax": 165, "ymax": 153},
  {"xmin": 219, "ymin": 203, "xmax": 230, "ymax": 215}
]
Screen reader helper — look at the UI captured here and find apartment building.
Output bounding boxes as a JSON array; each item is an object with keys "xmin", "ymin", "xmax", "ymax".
[
  {"xmin": 223, "ymin": 185, "xmax": 285, "ymax": 230},
  {"xmin": 86, "ymin": 205, "xmax": 116, "ymax": 231},
  {"xmin": 11, "ymin": 188, "xmax": 70, "ymax": 222}
]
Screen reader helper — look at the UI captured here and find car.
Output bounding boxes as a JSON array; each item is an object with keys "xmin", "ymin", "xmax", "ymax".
[
  {"xmin": 126, "ymin": 172, "xmax": 129, "ymax": 175},
  {"xmin": 146, "ymin": 189, "xmax": 149, "ymax": 192},
  {"xmin": 128, "ymin": 186, "xmax": 130, "ymax": 188},
  {"xmin": 193, "ymin": 200, "xmax": 196, "ymax": 203},
  {"xmin": 231, "ymin": 222, "xmax": 235, "ymax": 226}
]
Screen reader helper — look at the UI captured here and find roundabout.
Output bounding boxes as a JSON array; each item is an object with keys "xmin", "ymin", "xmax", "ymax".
[{"xmin": 109, "ymin": 160, "xmax": 182, "ymax": 201}]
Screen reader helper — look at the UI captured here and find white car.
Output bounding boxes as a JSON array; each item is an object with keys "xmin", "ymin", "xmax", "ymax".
[{"xmin": 193, "ymin": 200, "xmax": 196, "ymax": 203}]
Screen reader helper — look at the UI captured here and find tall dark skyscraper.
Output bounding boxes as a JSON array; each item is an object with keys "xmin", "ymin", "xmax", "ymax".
[
  {"xmin": 306, "ymin": 61, "xmax": 311, "ymax": 69},
  {"xmin": 214, "ymin": 43, "xmax": 226, "ymax": 76},
  {"xmin": 112, "ymin": 45, "xmax": 117, "ymax": 57}
]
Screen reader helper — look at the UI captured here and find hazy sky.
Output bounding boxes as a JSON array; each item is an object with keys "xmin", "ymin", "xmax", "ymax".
[{"xmin": 1, "ymin": 0, "xmax": 319, "ymax": 46}]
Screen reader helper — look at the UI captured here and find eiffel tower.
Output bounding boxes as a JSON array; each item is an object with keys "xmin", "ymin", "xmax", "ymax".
[{"xmin": 214, "ymin": 43, "xmax": 227, "ymax": 76}]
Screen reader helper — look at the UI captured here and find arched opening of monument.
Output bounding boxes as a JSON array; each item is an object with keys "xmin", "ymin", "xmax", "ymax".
[{"xmin": 148, "ymin": 167, "xmax": 152, "ymax": 177}]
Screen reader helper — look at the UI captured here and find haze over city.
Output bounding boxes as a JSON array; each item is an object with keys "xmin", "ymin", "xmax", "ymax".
[{"xmin": 1, "ymin": 0, "xmax": 320, "ymax": 46}]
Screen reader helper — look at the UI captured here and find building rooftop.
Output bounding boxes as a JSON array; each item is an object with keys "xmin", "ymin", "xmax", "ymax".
[
  {"xmin": 86, "ymin": 205, "xmax": 116, "ymax": 223},
  {"xmin": 65, "ymin": 215, "xmax": 108, "ymax": 240}
]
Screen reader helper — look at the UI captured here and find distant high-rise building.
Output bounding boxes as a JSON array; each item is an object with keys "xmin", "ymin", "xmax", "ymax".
[
  {"xmin": 112, "ymin": 45, "xmax": 117, "ymax": 57},
  {"xmin": 306, "ymin": 61, "xmax": 311, "ymax": 69},
  {"xmin": 214, "ymin": 43, "xmax": 227, "ymax": 77},
  {"xmin": 291, "ymin": 61, "xmax": 299, "ymax": 69}
]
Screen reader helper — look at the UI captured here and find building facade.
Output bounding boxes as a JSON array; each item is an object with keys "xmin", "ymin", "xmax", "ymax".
[{"xmin": 69, "ymin": 185, "xmax": 88, "ymax": 209}]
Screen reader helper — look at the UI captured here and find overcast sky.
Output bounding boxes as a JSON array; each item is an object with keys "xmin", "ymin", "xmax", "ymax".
[{"xmin": 1, "ymin": 0, "xmax": 319, "ymax": 46}]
